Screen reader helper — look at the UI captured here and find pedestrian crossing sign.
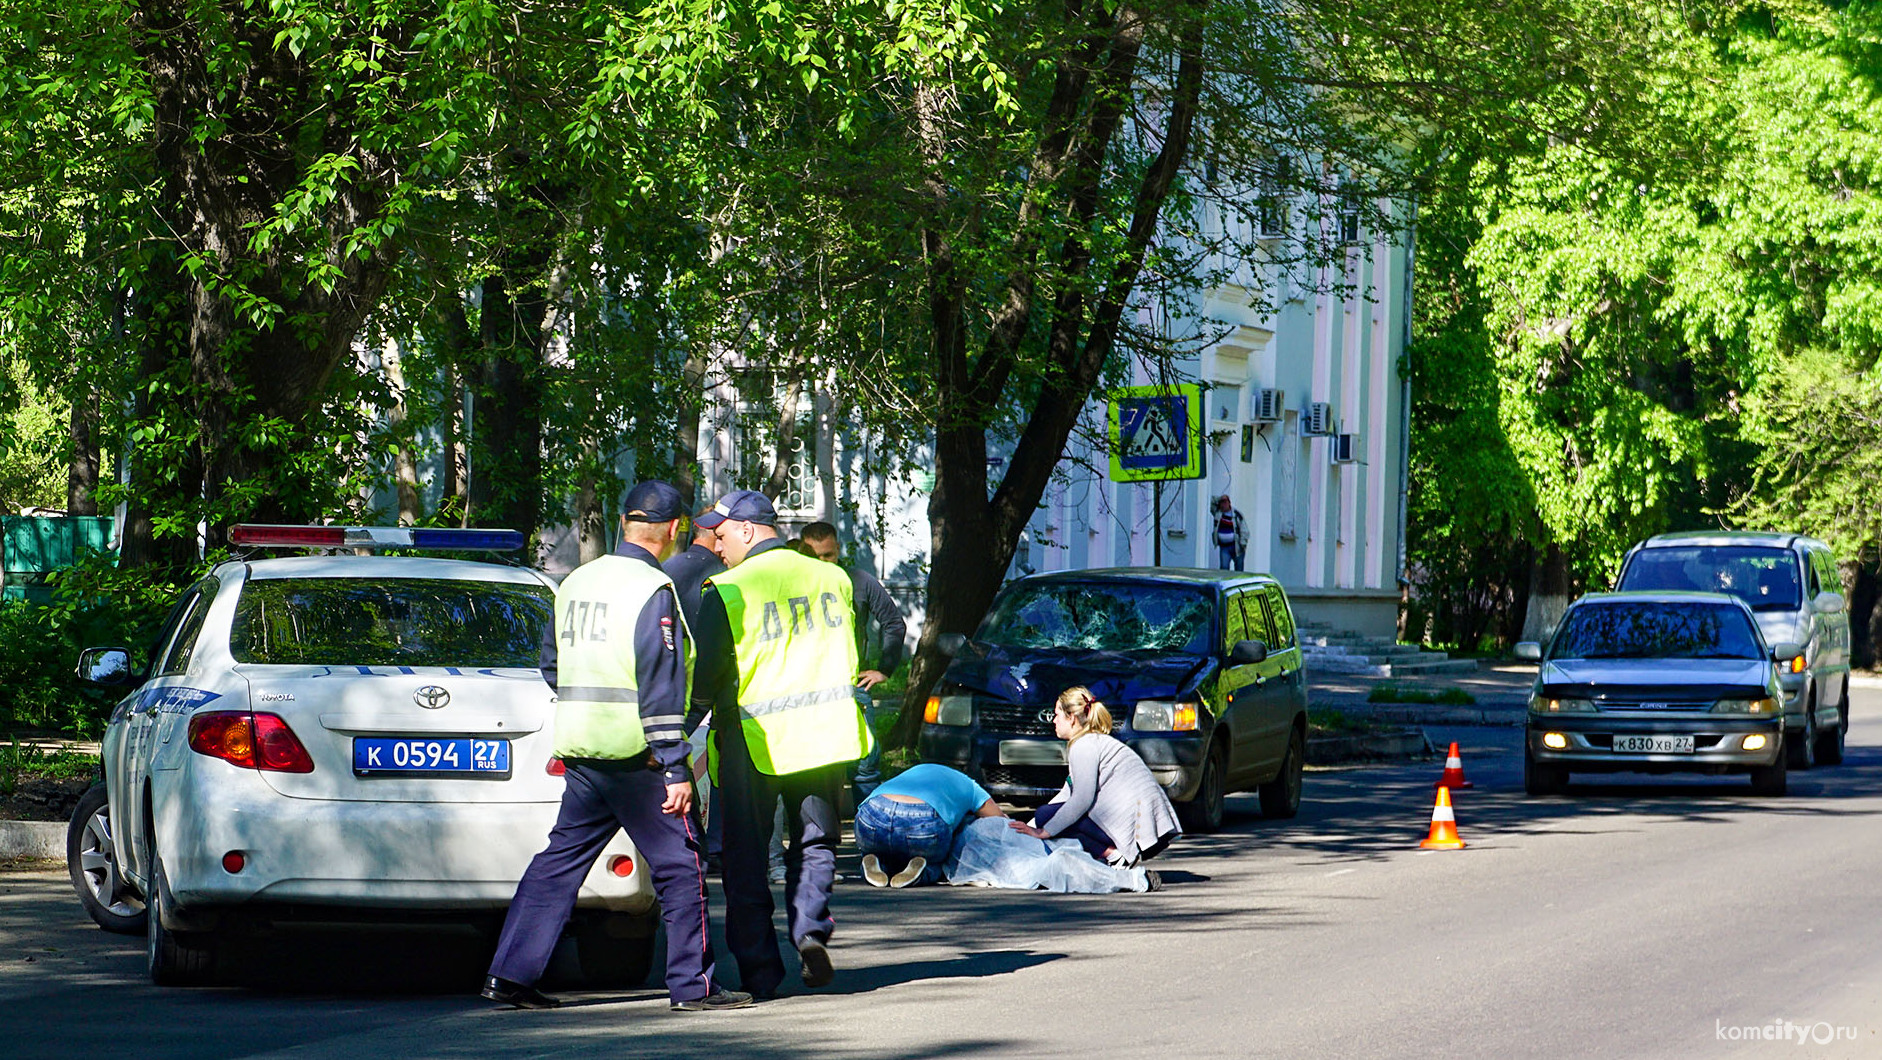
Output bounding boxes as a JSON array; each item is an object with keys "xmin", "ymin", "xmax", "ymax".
[{"xmin": 1108, "ymin": 384, "xmax": 1205, "ymax": 482}]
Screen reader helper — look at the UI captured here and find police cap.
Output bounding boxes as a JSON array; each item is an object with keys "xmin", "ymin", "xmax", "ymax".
[
  {"xmin": 694, "ymin": 488, "xmax": 778, "ymax": 529},
  {"xmin": 621, "ymin": 480, "xmax": 686, "ymax": 522}
]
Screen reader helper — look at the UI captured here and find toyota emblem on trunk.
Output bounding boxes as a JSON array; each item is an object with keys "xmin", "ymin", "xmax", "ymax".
[{"xmin": 414, "ymin": 685, "xmax": 451, "ymax": 709}]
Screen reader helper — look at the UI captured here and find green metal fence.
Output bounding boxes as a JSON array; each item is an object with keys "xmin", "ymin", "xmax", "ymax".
[{"xmin": 0, "ymin": 516, "xmax": 116, "ymax": 604}]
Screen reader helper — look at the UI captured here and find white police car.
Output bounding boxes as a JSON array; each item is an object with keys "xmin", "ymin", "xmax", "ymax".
[{"xmin": 66, "ymin": 525, "xmax": 657, "ymax": 985}]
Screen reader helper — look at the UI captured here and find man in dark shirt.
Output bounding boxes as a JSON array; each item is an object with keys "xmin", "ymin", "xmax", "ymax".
[
  {"xmin": 481, "ymin": 480, "xmax": 749, "ymax": 1012},
  {"xmin": 798, "ymin": 521, "xmax": 906, "ymax": 802},
  {"xmin": 665, "ymin": 515, "xmax": 725, "ymax": 633},
  {"xmin": 664, "ymin": 512, "xmax": 728, "ymax": 865}
]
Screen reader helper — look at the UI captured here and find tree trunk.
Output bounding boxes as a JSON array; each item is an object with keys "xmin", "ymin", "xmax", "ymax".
[
  {"xmin": 1519, "ymin": 542, "xmax": 1572, "ymax": 644},
  {"xmin": 381, "ymin": 338, "xmax": 422, "ymax": 525},
  {"xmin": 1848, "ymin": 552, "xmax": 1879, "ymax": 670},
  {"xmin": 893, "ymin": 2, "xmax": 1205, "ymax": 746},
  {"xmin": 468, "ymin": 268, "xmax": 546, "ymax": 536},
  {"xmin": 764, "ymin": 372, "xmax": 805, "ymax": 502},
  {"xmin": 67, "ymin": 383, "xmax": 99, "ymax": 517}
]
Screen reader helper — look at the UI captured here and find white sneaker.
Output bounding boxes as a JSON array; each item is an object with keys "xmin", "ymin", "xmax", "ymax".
[
  {"xmin": 861, "ymin": 854, "xmax": 888, "ymax": 887},
  {"xmin": 888, "ymin": 856, "xmax": 926, "ymax": 888}
]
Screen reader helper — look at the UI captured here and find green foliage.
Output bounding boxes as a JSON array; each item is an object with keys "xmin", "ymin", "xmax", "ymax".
[
  {"xmin": 1365, "ymin": 684, "xmax": 1476, "ymax": 706},
  {"xmin": 0, "ymin": 737, "xmax": 98, "ymax": 798},
  {"xmin": 0, "ymin": 552, "xmax": 193, "ymax": 737},
  {"xmin": 1410, "ymin": 3, "xmax": 1882, "ymax": 646}
]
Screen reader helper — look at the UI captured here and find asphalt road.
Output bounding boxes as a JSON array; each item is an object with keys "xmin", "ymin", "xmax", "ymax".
[{"xmin": 6, "ymin": 694, "xmax": 1882, "ymax": 1060}]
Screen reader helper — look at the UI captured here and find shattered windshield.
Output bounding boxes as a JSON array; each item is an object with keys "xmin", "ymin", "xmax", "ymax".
[{"xmin": 978, "ymin": 581, "xmax": 1214, "ymax": 654}]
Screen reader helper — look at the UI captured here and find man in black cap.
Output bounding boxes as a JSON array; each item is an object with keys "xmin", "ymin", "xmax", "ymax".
[
  {"xmin": 692, "ymin": 489, "xmax": 870, "ymax": 997},
  {"xmin": 664, "ymin": 510, "xmax": 728, "ymax": 866},
  {"xmin": 482, "ymin": 480, "xmax": 751, "ymax": 1012}
]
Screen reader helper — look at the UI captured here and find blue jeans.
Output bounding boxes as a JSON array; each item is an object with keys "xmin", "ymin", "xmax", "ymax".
[
  {"xmin": 849, "ymin": 693, "xmax": 895, "ymax": 802},
  {"xmin": 1033, "ymin": 801, "xmax": 1115, "ymax": 861},
  {"xmin": 852, "ymin": 797, "xmax": 953, "ymax": 885},
  {"xmin": 1217, "ymin": 542, "xmax": 1242, "ymax": 571}
]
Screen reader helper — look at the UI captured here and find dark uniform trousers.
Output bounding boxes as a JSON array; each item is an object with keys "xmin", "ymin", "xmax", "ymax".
[
  {"xmin": 716, "ymin": 729, "xmax": 845, "ymax": 996},
  {"xmin": 488, "ymin": 759, "xmax": 717, "ymax": 1002}
]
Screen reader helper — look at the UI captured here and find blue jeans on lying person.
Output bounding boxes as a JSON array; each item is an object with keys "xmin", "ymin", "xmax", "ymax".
[
  {"xmin": 852, "ymin": 796, "xmax": 954, "ymax": 886},
  {"xmin": 1031, "ymin": 801, "xmax": 1116, "ymax": 862}
]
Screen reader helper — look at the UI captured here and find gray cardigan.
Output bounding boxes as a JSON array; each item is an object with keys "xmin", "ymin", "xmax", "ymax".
[{"xmin": 1037, "ymin": 733, "xmax": 1182, "ymax": 865}]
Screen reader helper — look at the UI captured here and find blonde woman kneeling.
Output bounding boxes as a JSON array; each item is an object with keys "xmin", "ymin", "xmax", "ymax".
[{"xmin": 1010, "ymin": 687, "xmax": 1181, "ymax": 866}]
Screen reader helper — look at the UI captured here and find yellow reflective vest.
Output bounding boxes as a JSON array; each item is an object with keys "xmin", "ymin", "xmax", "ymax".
[
  {"xmin": 552, "ymin": 554, "xmax": 690, "ymax": 760},
  {"xmin": 710, "ymin": 545, "xmax": 869, "ymax": 775}
]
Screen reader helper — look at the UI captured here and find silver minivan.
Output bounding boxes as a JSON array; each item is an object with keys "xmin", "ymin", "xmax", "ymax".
[{"xmin": 1615, "ymin": 532, "xmax": 1850, "ymax": 768}]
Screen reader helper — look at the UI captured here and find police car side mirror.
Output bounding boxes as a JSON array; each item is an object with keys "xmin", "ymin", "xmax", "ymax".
[
  {"xmin": 937, "ymin": 632, "xmax": 967, "ymax": 658},
  {"xmin": 77, "ymin": 647, "xmax": 135, "ymax": 687},
  {"xmin": 1513, "ymin": 642, "xmax": 1542, "ymax": 662}
]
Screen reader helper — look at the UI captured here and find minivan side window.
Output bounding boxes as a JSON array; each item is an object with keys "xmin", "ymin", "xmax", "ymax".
[
  {"xmin": 1805, "ymin": 550, "xmax": 1821, "ymax": 596},
  {"xmin": 1263, "ymin": 584, "xmax": 1296, "ymax": 648},
  {"xmin": 1223, "ymin": 589, "xmax": 1249, "ymax": 651},
  {"xmin": 1812, "ymin": 549, "xmax": 1841, "ymax": 597},
  {"xmin": 1242, "ymin": 591, "xmax": 1276, "ymax": 647}
]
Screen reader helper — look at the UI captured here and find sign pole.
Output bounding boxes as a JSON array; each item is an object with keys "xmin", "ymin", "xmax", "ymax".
[{"xmin": 1153, "ymin": 480, "xmax": 1163, "ymax": 566}]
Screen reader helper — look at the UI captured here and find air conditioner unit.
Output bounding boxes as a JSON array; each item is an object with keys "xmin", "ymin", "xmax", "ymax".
[
  {"xmin": 1331, "ymin": 433, "xmax": 1359, "ymax": 463},
  {"xmin": 1251, "ymin": 388, "xmax": 1284, "ymax": 423},
  {"xmin": 1303, "ymin": 402, "xmax": 1333, "ymax": 436}
]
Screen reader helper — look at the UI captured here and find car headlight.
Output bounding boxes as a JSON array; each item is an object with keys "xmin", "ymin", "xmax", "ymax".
[
  {"xmin": 1530, "ymin": 696, "xmax": 1596, "ymax": 713},
  {"xmin": 923, "ymin": 693, "xmax": 974, "ymax": 727},
  {"xmin": 1132, "ymin": 700, "xmax": 1199, "ymax": 731},
  {"xmin": 1713, "ymin": 697, "xmax": 1781, "ymax": 715}
]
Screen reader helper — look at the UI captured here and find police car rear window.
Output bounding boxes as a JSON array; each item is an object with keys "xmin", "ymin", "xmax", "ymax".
[{"xmin": 229, "ymin": 578, "xmax": 553, "ymax": 667}]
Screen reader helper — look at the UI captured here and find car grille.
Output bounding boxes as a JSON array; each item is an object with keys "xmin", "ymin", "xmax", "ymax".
[
  {"xmin": 976, "ymin": 700, "xmax": 1055, "ymax": 737},
  {"xmin": 1598, "ymin": 699, "xmax": 1714, "ymax": 712},
  {"xmin": 976, "ymin": 698, "xmax": 1133, "ymax": 735},
  {"xmin": 982, "ymin": 765, "xmax": 1068, "ymax": 791}
]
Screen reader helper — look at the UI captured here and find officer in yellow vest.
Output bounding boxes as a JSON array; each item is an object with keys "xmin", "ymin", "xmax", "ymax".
[
  {"xmin": 693, "ymin": 489, "xmax": 870, "ymax": 996},
  {"xmin": 483, "ymin": 481, "xmax": 751, "ymax": 1012}
]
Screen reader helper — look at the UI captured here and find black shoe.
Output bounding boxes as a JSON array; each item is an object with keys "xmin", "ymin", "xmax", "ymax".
[
  {"xmin": 1144, "ymin": 868, "xmax": 1163, "ymax": 892},
  {"xmin": 481, "ymin": 975, "xmax": 561, "ymax": 1009},
  {"xmin": 671, "ymin": 988, "xmax": 755, "ymax": 1012},
  {"xmin": 796, "ymin": 937, "xmax": 834, "ymax": 988}
]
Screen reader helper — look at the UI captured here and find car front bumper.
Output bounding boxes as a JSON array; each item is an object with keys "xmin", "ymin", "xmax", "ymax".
[
  {"xmin": 919, "ymin": 725, "xmax": 1205, "ymax": 802},
  {"xmin": 152, "ymin": 759, "xmax": 655, "ymax": 919},
  {"xmin": 1527, "ymin": 713, "xmax": 1784, "ymax": 774}
]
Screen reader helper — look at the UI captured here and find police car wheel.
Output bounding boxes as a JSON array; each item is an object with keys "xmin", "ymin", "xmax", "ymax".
[
  {"xmin": 573, "ymin": 913, "xmax": 655, "ymax": 987},
  {"xmin": 68, "ymin": 783, "xmax": 147, "ymax": 935},
  {"xmin": 146, "ymin": 858, "xmax": 219, "ymax": 986}
]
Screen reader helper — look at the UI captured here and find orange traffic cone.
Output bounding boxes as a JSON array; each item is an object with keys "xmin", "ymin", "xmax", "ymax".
[
  {"xmin": 1419, "ymin": 786, "xmax": 1466, "ymax": 850},
  {"xmin": 1434, "ymin": 741, "xmax": 1474, "ymax": 789}
]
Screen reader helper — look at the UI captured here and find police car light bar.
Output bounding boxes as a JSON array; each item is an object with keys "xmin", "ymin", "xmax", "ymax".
[{"xmin": 228, "ymin": 525, "xmax": 527, "ymax": 551}]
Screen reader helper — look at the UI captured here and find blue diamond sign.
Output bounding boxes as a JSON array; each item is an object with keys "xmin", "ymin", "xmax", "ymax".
[{"xmin": 1108, "ymin": 384, "xmax": 1205, "ymax": 482}]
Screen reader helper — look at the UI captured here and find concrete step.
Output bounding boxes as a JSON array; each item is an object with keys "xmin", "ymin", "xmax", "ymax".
[
  {"xmin": 1304, "ymin": 656, "xmax": 1391, "ymax": 677},
  {"xmin": 1380, "ymin": 657, "xmax": 1481, "ymax": 677},
  {"xmin": 1301, "ymin": 636, "xmax": 1425, "ymax": 656}
]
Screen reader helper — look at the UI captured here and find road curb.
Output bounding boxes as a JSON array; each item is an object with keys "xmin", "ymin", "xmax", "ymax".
[
  {"xmin": 1307, "ymin": 729, "xmax": 1434, "ymax": 766},
  {"xmin": 0, "ymin": 819, "xmax": 64, "ymax": 860},
  {"xmin": 1363, "ymin": 705, "xmax": 1527, "ymax": 727}
]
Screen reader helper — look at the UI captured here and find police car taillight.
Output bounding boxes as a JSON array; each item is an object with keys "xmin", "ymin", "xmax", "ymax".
[
  {"xmin": 229, "ymin": 525, "xmax": 526, "ymax": 551},
  {"xmin": 188, "ymin": 711, "xmax": 316, "ymax": 773}
]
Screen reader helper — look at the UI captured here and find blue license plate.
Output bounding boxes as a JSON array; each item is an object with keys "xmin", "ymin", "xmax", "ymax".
[{"xmin": 354, "ymin": 737, "xmax": 510, "ymax": 775}]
